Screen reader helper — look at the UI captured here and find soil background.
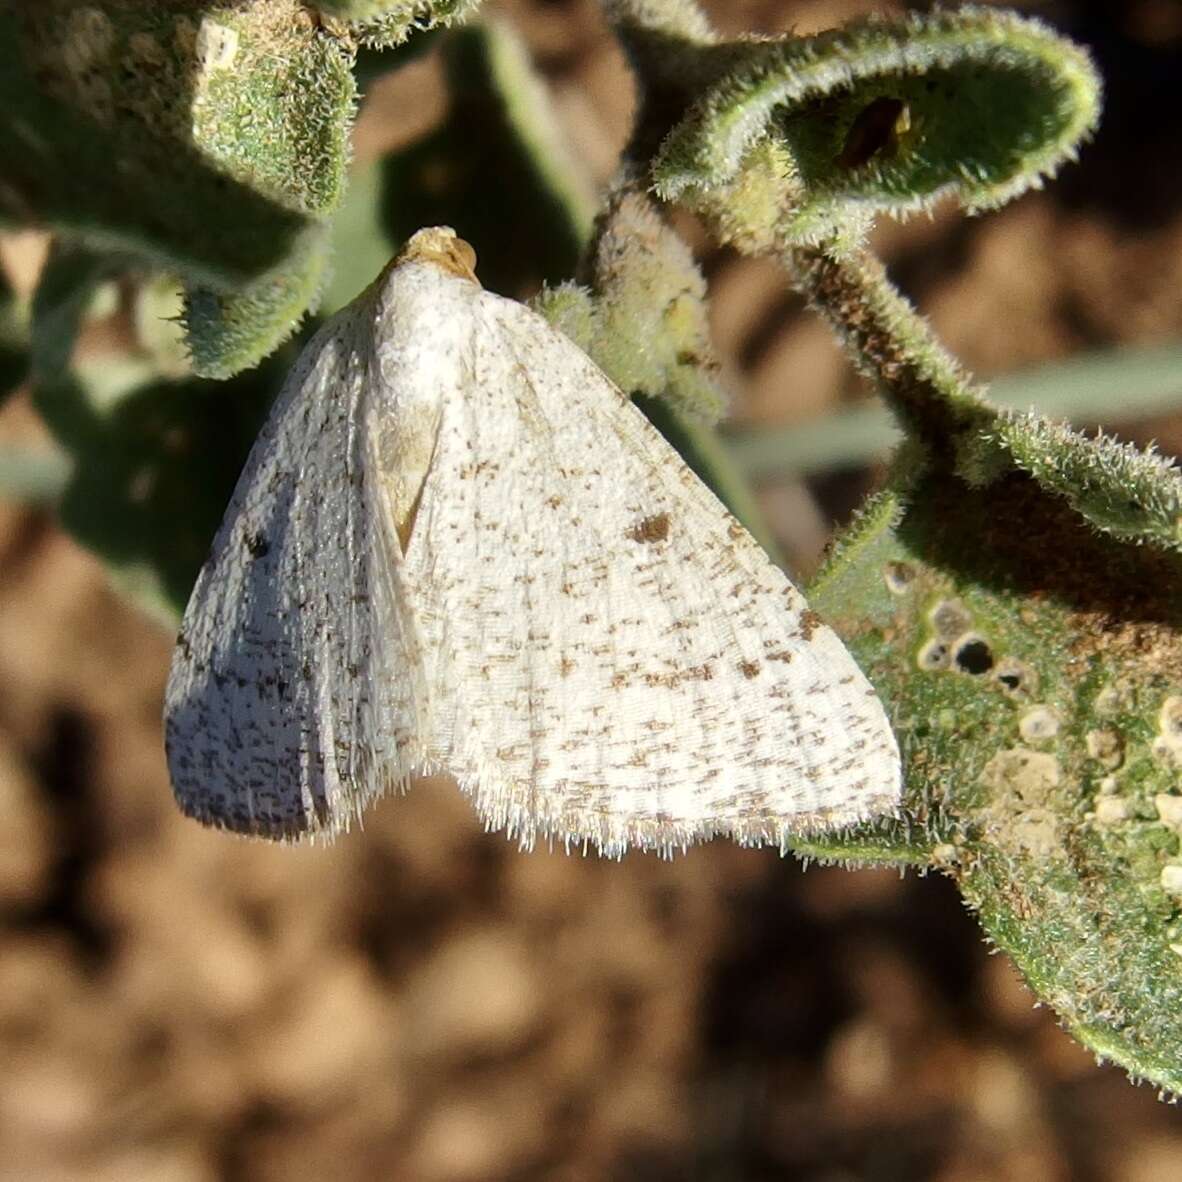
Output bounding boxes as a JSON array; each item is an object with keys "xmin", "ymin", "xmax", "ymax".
[{"xmin": 1, "ymin": 1, "xmax": 1181, "ymax": 1179}]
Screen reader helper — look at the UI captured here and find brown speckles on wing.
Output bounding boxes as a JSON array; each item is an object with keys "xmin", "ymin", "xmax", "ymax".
[
  {"xmin": 628, "ymin": 513, "xmax": 671, "ymax": 544},
  {"xmin": 401, "ymin": 289, "xmax": 900, "ymax": 855},
  {"xmin": 161, "ymin": 265, "xmax": 482, "ymax": 840},
  {"xmin": 799, "ymin": 608, "xmax": 823, "ymax": 641}
]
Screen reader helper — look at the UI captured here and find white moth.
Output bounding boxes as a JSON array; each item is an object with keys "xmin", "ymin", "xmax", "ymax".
[{"xmin": 164, "ymin": 227, "xmax": 900, "ymax": 856}]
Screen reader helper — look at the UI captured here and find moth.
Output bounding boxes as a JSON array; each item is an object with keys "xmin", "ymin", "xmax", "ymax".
[{"xmin": 164, "ymin": 227, "xmax": 900, "ymax": 856}]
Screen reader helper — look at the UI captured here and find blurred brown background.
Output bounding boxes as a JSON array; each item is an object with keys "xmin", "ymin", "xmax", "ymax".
[{"xmin": 1, "ymin": 1, "xmax": 1181, "ymax": 1178}]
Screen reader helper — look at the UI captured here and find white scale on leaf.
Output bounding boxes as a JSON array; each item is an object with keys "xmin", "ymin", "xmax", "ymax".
[{"xmin": 164, "ymin": 227, "xmax": 901, "ymax": 856}]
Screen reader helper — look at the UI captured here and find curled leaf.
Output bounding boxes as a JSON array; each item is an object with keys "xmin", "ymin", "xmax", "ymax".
[{"xmin": 652, "ymin": 7, "xmax": 1101, "ymax": 249}]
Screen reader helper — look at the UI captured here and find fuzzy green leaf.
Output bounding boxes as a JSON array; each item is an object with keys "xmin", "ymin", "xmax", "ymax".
[
  {"xmin": 976, "ymin": 413, "xmax": 1182, "ymax": 554},
  {"xmin": 801, "ymin": 462, "xmax": 1182, "ymax": 1093},
  {"xmin": 183, "ymin": 226, "xmax": 331, "ymax": 379},
  {"xmin": 1, "ymin": 2, "xmax": 353, "ymax": 286},
  {"xmin": 651, "ymin": 6, "xmax": 1100, "ymax": 250},
  {"xmin": 324, "ymin": 0, "xmax": 482, "ymax": 48}
]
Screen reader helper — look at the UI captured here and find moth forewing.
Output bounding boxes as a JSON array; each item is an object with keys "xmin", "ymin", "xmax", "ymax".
[
  {"xmin": 401, "ymin": 287, "xmax": 900, "ymax": 855},
  {"xmin": 164, "ymin": 289, "xmax": 434, "ymax": 839}
]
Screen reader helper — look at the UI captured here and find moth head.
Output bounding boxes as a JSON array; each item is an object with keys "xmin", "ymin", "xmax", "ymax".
[{"xmin": 396, "ymin": 226, "xmax": 480, "ymax": 285}]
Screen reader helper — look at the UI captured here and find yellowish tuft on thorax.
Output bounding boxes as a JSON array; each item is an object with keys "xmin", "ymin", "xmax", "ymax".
[{"xmin": 395, "ymin": 227, "xmax": 480, "ymax": 285}]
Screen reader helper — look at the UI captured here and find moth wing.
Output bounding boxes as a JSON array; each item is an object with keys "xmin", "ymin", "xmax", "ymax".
[
  {"xmin": 406, "ymin": 291, "xmax": 901, "ymax": 856},
  {"xmin": 163, "ymin": 314, "xmax": 429, "ymax": 839}
]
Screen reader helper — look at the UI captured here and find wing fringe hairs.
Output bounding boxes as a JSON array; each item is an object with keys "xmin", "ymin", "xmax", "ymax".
[{"xmin": 164, "ymin": 227, "xmax": 901, "ymax": 857}]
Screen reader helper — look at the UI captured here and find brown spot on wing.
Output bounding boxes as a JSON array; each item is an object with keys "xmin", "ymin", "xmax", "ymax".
[
  {"xmin": 799, "ymin": 609, "xmax": 823, "ymax": 641},
  {"xmin": 628, "ymin": 513, "xmax": 670, "ymax": 544}
]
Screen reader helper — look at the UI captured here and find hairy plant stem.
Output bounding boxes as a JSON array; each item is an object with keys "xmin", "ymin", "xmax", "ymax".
[{"xmin": 785, "ymin": 244, "xmax": 996, "ymax": 460}]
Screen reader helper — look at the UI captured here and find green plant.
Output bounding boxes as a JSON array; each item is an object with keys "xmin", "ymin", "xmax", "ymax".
[{"xmin": 5, "ymin": 0, "xmax": 1182, "ymax": 1094}]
